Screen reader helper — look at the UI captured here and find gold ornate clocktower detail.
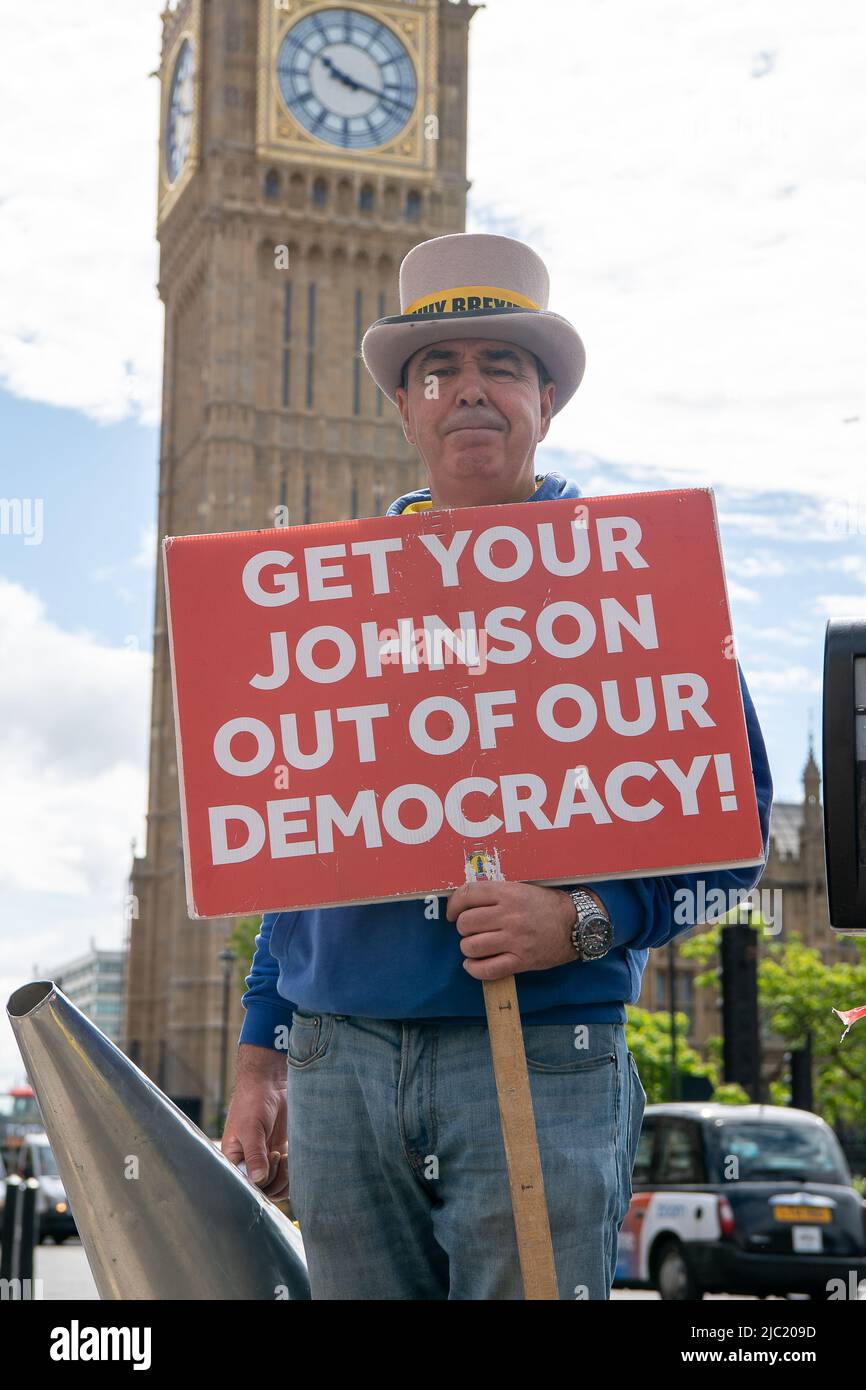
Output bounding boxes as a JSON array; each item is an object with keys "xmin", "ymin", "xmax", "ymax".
[
  {"xmin": 259, "ymin": 2, "xmax": 437, "ymax": 170},
  {"xmin": 126, "ymin": 0, "xmax": 478, "ymax": 1123}
]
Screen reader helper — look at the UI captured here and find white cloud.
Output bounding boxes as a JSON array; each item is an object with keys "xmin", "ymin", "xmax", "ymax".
[
  {"xmin": 0, "ymin": 1, "xmax": 163, "ymax": 424},
  {"xmin": 0, "ymin": 579, "xmax": 150, "ymax": 896},
  {"xmin": 468, "ymin": 0, "xmax": 864, "ymax": 500},
  {"xmin": 727, "ymin": 580, "xmax": 760, "ymax": 603},
  {"xmin": 746, "ymin": 664, "xmax": 823, "ymax": 695},
  {"xmin": 827, "ymin": 554, "xmax": 866, "ymax": 581},
  {"xmin": 91, "ymin": 521, "xmax": 157, "ymax": 605},
  {"xmin": 717, "ymin": 499, "xmax": 855, "ymax": 541},
  {"xmin": 730, "ymin": 555, "xmax": 791, "ymax": 578},
  {"xmin": 812, "ymin": 593, "xmax": 866, "ymax": 619},
  {"xmin": 131, "ymin": 521, "xmax": 157, "ymax": 571},
  {"xmin": 736, "ymin": 623, "xmax": 813, "ymax": 647}
]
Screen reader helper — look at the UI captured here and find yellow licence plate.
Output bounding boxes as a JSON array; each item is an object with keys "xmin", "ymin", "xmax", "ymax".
[{"xmin": 774, "ymin": 1206, "xmax": 832, "ymax": 1224}]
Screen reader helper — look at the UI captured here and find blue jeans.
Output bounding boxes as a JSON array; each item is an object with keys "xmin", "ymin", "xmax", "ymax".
[{"xmin": 285, "ymin": 1011, "xmax": 646, "ymax": 1300}]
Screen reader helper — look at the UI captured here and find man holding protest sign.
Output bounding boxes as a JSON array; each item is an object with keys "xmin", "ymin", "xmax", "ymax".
[{"xmin": 223, "ymin": 233, "xmax": 773, "ymax": 1300}]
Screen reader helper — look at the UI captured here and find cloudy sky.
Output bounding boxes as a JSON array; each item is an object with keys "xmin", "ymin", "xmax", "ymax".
[{"xmin": 0, "ymin": 0, "xmax": 863, "ymax": 1085}]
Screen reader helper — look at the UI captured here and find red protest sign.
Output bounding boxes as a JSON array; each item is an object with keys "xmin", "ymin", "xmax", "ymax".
[{"xmin": 162, "ymin": 488, "xmax": 764, "ymax": 918}]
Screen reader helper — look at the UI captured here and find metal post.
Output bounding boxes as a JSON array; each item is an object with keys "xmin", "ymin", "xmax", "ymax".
[
  {"xmin": 0, "ymin": 1174, "xmax": 22, "ymax": 1280},
  {"xmin": 0, "ymin": 1174, "xmax": 38, "ymax": 1295},
  {"xmin": 217, "ymin": 947, "xmax": 236, "ymax": 1136},
  {"xmin": 668, "ymin": 940, "xmax": 679, "ymax": 1100},
  {"xmin": 19, "ymin": 1179, "xmax": 38, "ymax": 1292},
  {"xmin": 6, "ymin": 979, "xmax": 309, "ymax": 1299}
]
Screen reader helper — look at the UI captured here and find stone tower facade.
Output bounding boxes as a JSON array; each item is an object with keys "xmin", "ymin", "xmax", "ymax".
[{"xmin": 126, "ymin": 0, "xmax": 478, "ymax": 1121}]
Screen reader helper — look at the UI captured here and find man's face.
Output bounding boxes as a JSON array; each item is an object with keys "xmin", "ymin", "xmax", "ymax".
[{"xmin": 394, "ymin": 337, "xmax": 555, "ymax": 506}]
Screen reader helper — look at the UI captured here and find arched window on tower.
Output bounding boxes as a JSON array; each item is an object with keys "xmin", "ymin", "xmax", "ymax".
[
  {"xmin": 264, "ymin": 169, "xmax": 280, "ymax": 200},
  {"xmin": 406, "ymin": 189, "xmax": 422, "ymax": 222},
  {"xmin": 359, "ymin": 183, "xmax": 375, "ymax": 213},
  {"xmin": 312, "ymin": 177, "xmax": 328, "ymax": 208},
  {"xmin": 289, "ymin": 172, "xmax": 306, "ymax": 209}
]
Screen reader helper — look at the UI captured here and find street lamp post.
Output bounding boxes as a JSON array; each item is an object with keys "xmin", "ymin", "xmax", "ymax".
[
  {"xmin": 667, "ymin": 940, "xmax": 679, "ymax": 1101},
  {"xmin": 217, "ymin": 946, "xmax": 237, "ymax": 1136}
]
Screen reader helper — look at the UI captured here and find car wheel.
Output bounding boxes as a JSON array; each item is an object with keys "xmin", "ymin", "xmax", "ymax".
[{"xmin": 656, "ymin": 1241, "xmax": 703, "ymax": 1300}]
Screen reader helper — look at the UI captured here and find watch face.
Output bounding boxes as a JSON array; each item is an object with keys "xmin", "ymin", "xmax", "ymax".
[
  {"xmin": 581, "ymin": 917, "xmax": 613, "ymax": 958},
  {"xmin": 276, "ymin": 7, "xmax": 417, "ymax": 149},
  {"xmin": 166, "ymin": 39, "xmax": 195, "ymax": 182}
]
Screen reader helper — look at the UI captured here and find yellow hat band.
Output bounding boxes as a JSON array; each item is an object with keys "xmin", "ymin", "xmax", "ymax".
[{"xmin": 404, "ymin": 285, "xmax": 541, "ymax": 317}]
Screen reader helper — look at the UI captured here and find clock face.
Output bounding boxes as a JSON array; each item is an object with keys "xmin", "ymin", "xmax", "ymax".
[
  {"xmin": 166, "ymin": 39, "xmax": 195, "ymax": 183},
  {"xmin": 276, "ymin": 7, "xmax": 417, "ymax": 150}
]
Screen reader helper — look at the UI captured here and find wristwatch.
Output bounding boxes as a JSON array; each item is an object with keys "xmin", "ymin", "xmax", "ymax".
[{"xmin": 566, "ymin": 887, "xmax": 614, "ymax": 961}]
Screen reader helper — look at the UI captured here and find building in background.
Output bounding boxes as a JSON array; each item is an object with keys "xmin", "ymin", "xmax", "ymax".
[
  {"xmin": 48, "ymin": 941, "xmax": 127, "ymax": 1047},
  {"xmin": 127, "ymin": 0, "xmax": 478, "ymax": 1125}
]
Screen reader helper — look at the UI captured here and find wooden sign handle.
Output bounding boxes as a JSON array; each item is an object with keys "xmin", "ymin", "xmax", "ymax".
[{"xmin": 467, "ymin": 850, "xmax": 560, "ymax": 1300}]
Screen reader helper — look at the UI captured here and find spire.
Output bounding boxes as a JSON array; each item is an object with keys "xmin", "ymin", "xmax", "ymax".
[{"xmin": 803, "ymin": 717, "xmax": 820, "ymax": 814}]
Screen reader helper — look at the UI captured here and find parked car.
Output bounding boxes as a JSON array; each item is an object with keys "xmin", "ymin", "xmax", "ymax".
[
  {"xmin": 615, "ymin": 1103, "xmax": 866, "ymax": 1300},
  {"xmin": 15, "ymin": 1132, "xmax": 77, "ymax": 1244}
]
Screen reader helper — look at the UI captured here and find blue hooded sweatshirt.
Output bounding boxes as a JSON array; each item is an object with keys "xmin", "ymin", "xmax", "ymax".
[{"xmin": 239, "ymin": 470, "xmax": 773, "ymax": 1048}]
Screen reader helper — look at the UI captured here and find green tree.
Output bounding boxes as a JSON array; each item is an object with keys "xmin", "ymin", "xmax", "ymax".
[
  {"xmin": 228, "ymin": 915, "xmax": 262, "ymax": 992},
  {"xmin": 624, "ymin": 1004, "xmax": 743, "ymax": 1103},
  {"xmin": 678, "ymin": 918, "xmax": 866, "ymax": 1127}
]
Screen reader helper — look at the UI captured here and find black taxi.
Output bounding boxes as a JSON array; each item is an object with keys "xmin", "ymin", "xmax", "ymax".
[{"xmin": 615, "ymin": 1103, "xmax": 866, "ymax": 1300}]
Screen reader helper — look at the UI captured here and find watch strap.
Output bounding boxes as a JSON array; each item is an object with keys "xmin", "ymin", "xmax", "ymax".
[{"xmin": 567, "ymin": 887, "xmax": 613, "ymax": 960}]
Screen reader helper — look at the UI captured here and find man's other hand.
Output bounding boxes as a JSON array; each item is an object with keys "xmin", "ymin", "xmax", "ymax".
[{"xmin": 222, "ymin": 1043, "xmax": 289, "ymax": 1202}]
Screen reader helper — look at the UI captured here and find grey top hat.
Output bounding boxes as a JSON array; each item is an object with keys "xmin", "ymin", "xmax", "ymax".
[{"xmin": 360, "ymin": 232, "xmax": 586, "ymax": 416}]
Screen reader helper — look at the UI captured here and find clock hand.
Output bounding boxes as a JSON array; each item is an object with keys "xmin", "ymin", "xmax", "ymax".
[
  {"xmin": 319, "ymin": 54, "xmax": 413, "ymax": 113},
  {"xmin": 320, "ymin": 55, "xmax": 363, "ymax": 90},
  {"xmin": 354, "ymin": 84, "xmax": 414, "ymax": 114}
]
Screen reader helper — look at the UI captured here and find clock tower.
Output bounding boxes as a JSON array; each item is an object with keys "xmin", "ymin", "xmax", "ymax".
[{"xmin": 126, "ymin": 0, "xmax": 478, "ymax": 1122}]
